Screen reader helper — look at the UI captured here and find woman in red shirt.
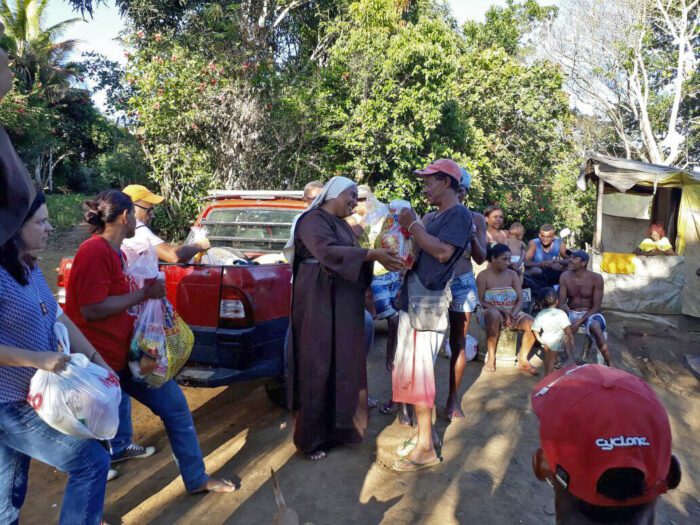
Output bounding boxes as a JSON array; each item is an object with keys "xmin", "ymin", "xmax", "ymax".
[{"xmin": 65, "ymin": 190, "xmax": 237, "ymax": 494}]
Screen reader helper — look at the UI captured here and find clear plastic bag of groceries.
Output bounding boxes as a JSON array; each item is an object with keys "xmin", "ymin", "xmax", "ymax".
[
  {"xmin": 374, "ymin": 199, "xmax": 415, "ymax": 269},
  {"xmin": 130, "ymin": 295, "xmax": 166, "ymax": 363},
  {"xmin": 28, "ymin": 323, "xmax": 121, "ymax": 440},
  {"xmin": 187, "ymin": 226, "xmax": 208, "ymax": 264},
  {"xmin": 358, "ymin": 196, "xmax": 388, "ymax": 249},
  {"xmin": 129, "ymin": 296, "xmax": 193, "ymax": 387}
]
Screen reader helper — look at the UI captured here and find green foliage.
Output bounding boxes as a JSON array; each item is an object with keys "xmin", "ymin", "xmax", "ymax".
[
  {"xmin": 76, "ymin": 0, "xmax": 591, "ymax": 241},
  {"xmin": 463, "ymin": 0, "xmax": 556, "ymax": 55},
  {"xmin": 45, "ymin": 192, "xmax": 88, "ymax": 230},
  {"xmin": 0, "ymin": 0, "xmax": 82, "ymax": 100},
  {"xmin": 0, "ymin": 87, "xmax": 55, "ymax": 161}
]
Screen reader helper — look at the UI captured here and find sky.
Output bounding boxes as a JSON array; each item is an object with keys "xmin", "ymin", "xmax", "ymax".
[{"xmin": 44, "ymin": 0, "xmax": 558, "ymax": 65}]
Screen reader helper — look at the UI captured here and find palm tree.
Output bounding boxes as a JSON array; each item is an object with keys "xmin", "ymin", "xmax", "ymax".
[{"xmin": 0, "ymin": 0, "xmax": 83, "ymax": 101}]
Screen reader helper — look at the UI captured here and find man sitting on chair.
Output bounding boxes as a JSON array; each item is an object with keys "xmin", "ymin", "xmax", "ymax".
[{"xmin": 558, "ymin": 250, "xmax": 613, "ymax": 367}]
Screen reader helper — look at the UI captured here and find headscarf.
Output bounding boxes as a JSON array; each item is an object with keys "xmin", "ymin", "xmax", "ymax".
[
  {"xmin": 283, "ymin": 176, "xmax": 356, "ymax": 267},
  {"xmin": 0, "ymin": 127, "xmax": 36, "ymax": 246}
]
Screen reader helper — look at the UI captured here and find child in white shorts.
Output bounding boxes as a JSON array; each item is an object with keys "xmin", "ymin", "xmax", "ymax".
[{"xmin": 531, "ymin": 287, "xmax": 577, "ymax": 375}]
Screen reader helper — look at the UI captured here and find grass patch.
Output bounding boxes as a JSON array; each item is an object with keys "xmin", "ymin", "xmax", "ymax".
[{"xmin": 46, "ymin": 193, "xmax": 88, "ymax": 230}]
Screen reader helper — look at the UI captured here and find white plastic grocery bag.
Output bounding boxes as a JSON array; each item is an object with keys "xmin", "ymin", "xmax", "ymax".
[{"xmin": 28, "ymin": 323, "xmax": 121, "ymax": 440}]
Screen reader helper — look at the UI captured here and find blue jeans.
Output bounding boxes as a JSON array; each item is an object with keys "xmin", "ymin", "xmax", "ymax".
[
  {"xmin": 111, "ymin": 372, "xmax": 208, "ymax": 492},
  {"xmin": 0, "ymin": 401, "xmax": 109, "ymax": 525}
]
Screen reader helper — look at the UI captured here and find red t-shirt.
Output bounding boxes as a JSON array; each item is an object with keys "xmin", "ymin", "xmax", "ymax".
[{"xmin": 64, "ymin": 235, "xmax": 135, "ymax": 371}]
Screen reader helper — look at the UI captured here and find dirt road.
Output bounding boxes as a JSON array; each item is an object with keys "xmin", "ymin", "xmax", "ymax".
[{"xmin": 20, "ymin": 234, "xmax": 700, "ymax": 524}]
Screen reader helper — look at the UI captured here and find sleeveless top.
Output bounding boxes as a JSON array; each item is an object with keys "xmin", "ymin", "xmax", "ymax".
[
  {"xmin": 483, "ymin": 286, "xmax": 518, "ymax": 310},
  {"xmin": 532, "ymin": 238, "xmax": 562, "ymax": 263}
]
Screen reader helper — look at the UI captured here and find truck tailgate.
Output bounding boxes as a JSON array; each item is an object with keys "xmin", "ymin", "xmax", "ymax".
[{"xmin": 162, "ymin": 264, "xmax": 223, "ymax": 327}]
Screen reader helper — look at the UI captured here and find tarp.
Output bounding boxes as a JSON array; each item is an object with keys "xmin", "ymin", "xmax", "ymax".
[
  {"xmin": 591, "ymin": 253, "xmax": 684, "ymax": 315},
  {"xmin": 580, "ymin": 154, "xmax": 700, "ymax": 317},
  {"xmin": 579, "ymin": 153, "xmax": 700, "ymax": 192},
  {"xmin": 602, "ymin": 193, "xmax": 653, "ymax": 219}
]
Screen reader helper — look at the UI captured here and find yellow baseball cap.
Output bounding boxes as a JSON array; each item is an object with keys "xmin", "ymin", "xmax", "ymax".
[{"xmin": 123, "ymin": 184, "xmax": 165, "ymax": 205}]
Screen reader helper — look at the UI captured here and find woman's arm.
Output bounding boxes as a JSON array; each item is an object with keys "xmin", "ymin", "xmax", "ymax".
[
  {"xmin": 476, "ymin": 271, "xmax": 487, "ymax": 305},
  {"xmin": 510, "ymin": 270, "xmax": 524, "ymax": 316},
  {"xmin": 80, "ymin": 281, "xmax": 165, "ymax": 322},
  {"xmin": 60, "ymin": 314, "xmax": 113, "ymax": 372},
  {"xmin": 471, "ymin": 213, "xmax": 488, "ymax": 265},
  {"xmin": 0, "ymin": 344, "xmax": 70, "ymax": 372}
]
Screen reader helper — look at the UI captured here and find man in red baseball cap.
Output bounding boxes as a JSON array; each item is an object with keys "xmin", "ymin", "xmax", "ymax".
[
  {"xmin": 390, "ymin": 158, "xmax": 473, "ymax": 471},
  {"xmin": 531, "ymin": 365, "xmax": 682, "ymax": 523}
]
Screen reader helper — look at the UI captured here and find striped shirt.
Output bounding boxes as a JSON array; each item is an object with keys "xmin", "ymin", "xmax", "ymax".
[{"xmin": 0, "ymin": 265, "xmax": 58, "ymax": 403}]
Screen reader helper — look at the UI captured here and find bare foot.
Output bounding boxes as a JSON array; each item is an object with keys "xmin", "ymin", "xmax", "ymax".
[
  {"xmin": 406, "ymin": 444, "xmax": 439, "ymax": 466},
  {"xmin": 445, "ymin": 397, "xmax": 465, "ymax": 421},
  {"xmin": 191, "ymin": 477, "xmax": 239, "ymax": 494},
  {"xmin": 483, "ymin": 359, "xmax": 496, "ymax": 372},
  {"xmin": 517, "ymin": 361, "xmax": 538, "ymax": 375}
]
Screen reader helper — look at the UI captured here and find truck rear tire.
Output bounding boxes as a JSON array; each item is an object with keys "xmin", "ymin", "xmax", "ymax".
[{"xmin": 264, "ymin": 377, "xmax": 288, "ymax": 409}]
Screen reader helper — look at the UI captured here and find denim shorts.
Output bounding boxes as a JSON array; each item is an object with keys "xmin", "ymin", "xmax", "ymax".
[
  {"xmin": 450, "ymin": 272, "xmax": 479, "ymax": 313},
  {"xmin": 371, "ymin": 272, "xmax": 402, "ymax": 320}
]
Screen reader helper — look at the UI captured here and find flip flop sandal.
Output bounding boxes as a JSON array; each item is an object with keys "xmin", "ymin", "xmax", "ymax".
[
  {"xmin": 368, "ymin": 396, "xmax": 379, "ymax": 409},
  {"xmin": 189, "ymin": 478, "xmax": 239, "ymax": 495},
  {"xmin": 517, "ymin": 363, "xmax": 538, "ymax": 376},
  {"xmin": 390, "ymin": 456, "xmax": 443, "ymax": 473}
]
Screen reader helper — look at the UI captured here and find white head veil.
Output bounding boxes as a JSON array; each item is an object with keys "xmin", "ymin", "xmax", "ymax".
[{"xmin": 283, "ymin": 176, "xmax": 357, "ymax": 267}]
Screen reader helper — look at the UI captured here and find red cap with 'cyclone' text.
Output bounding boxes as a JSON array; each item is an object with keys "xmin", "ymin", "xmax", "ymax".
[{"xmin": 531, "ymin": 364, "xmax": 673, "ymax": 507}]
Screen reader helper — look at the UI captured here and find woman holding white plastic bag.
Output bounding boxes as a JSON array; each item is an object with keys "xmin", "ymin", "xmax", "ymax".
[{"xmin": 0, "ymin": 192, "xmax": 111, "ymax": 525}]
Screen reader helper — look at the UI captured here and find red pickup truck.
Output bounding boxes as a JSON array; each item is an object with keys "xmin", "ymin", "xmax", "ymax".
[{"xmin": 57, "ymin": 191, "xmax": 306, "ymax": 406}]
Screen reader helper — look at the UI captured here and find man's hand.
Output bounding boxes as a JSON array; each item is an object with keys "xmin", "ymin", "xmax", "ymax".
[
  {"xmin": 571, "ymin": 319, "xmax": 584, "ymax": 333},
  {"xmin": 196, "ymin": 238, "xmax": 211, "ymax": 252},
  {"xmin": 398, "ymin": 208, "xmax": 418, "ymax": 230},
  {"xmin": 551, "ymin": 262, "xmax": 564, "ymax": 271}
]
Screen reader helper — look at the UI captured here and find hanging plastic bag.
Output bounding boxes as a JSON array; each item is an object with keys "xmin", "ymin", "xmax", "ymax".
[
  {"xmin": 375, "ymin": 199, "xmax": 415, "ymax": 269},
  {"xmin": 148, "ymin": 300, "xmax": 194, "ymax": 387},
  {"xmin": 28, "ymin": 323, "xmax": 121, "ymax": 440},
  {"xmin": 129, "ymin": 281, "xmax": 193, "ymax": 387},
  {"xmin": 123, "ymin": 242, "xmax": 159, "ymax": 317},
  {"xmin": 465, "ymin": 334, "xmax": 478, "ymax": 361}
]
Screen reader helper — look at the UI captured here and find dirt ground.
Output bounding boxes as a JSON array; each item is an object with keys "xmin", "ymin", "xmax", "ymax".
[{"xmin": 20, "ymin": 232, "xmax": 700, "ymax": 525}]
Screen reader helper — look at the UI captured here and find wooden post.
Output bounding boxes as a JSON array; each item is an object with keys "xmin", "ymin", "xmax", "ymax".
[{"xmin": 594, "ymin": 178, "xmax": 604, "ymax": 251}]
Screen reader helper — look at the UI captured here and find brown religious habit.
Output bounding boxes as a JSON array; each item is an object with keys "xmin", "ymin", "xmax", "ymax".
[
  {"xmin": 1, "ymin": 126, "xmax": 36, "ymax": 245},
  {"xmin": 287, "ymin": 208, "xmax": 372, "ymax": 455}
]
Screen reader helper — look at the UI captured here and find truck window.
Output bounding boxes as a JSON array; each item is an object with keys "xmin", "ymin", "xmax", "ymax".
[{"xmin": 203, "ymin": 208, "xmax": 300, "ymax": 253}]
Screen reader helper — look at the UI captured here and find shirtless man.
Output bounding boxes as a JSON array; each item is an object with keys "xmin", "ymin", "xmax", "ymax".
[
  {"xmin": 558, "ymin": 250, "xmax": 613, "ymax": 366},
  {"xmin": 484, "ymin": 205, "xmax": 508, "ymax": 246}
]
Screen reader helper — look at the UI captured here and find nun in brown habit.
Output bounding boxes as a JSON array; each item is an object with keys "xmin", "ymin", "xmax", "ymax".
[
  {"xmin": 285, "ymin": 177, "xmax": 403, "ymax": 460},
  {"xmin": 1, "ymin": 22, "xmax": 36, "ymax": 246}
]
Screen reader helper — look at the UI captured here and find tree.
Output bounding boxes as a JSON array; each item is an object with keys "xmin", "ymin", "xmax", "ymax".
[
  {"xmin": 0, "ymin": 0, "xmax": 83, "ymax": 101},
  {"xmin": 543, "ymin": 0, "xmax": 700, "ymax": 168}
]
